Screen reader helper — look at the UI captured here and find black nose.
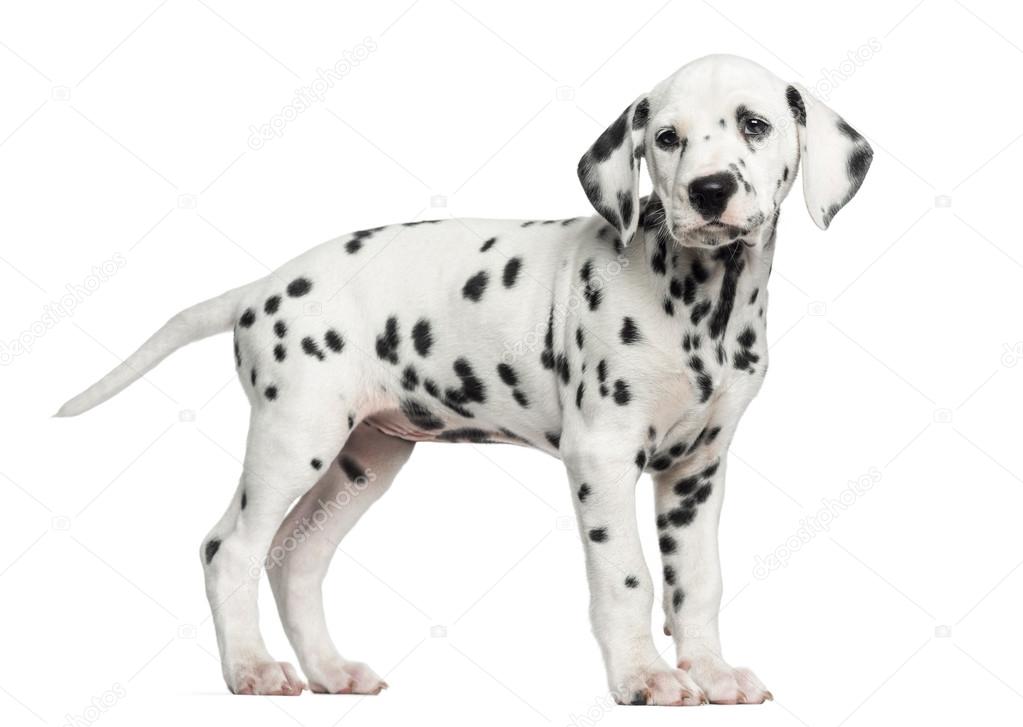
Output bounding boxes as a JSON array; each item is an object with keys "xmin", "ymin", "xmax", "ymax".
[{"xmin": 688, "ymin": 173, "xmax": 737, "ymax": 219}]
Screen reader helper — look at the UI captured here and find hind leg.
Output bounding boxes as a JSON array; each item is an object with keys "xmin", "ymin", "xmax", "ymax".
[
  {"xmin": 201, "ymin": 404, "xmax": 349, "ymax": 695},
  {"xmin": 267, "ymin": 424, "xmax": 414, "ymax": 694}
]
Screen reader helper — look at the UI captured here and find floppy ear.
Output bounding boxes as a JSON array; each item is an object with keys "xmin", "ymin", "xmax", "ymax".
[
  {"xmin": 787, "ymin": 84, "xmax": 873, "ymax": 230},
  {"xmin": 577, "ymin": 95, "xmax": 650, "ymax": 245}
]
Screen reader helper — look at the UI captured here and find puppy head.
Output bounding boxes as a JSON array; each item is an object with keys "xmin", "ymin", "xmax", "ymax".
[{"xmin": 577, "ymin": 54, "xmax": 873, "ymax": 249}]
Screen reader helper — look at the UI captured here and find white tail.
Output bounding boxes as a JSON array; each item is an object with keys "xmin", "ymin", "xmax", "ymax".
[{"xmin": 56, "ymin": 283, "xmax": 254, "ymax": 417}]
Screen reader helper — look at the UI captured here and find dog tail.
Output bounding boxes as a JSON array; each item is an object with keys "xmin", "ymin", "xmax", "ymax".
[{"xmin": 55, "ymin": 282, "xmax": 254, "ymax": 417}]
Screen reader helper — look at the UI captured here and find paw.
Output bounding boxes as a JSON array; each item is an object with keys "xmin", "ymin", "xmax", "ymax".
[
  {"xmin": 228, "ymin": 660, "xmax": 306, "ymax": 695},
  {"xmin": 612, "ymin": 666, "xmax": 706, "ymax": 706},
  {"xmin": 681, "ymin": 658, "xmax": 771, "ymax": 705},
  {"xmin": 305, "ymin": 658, "xmax": 387, "ymax": 695}
]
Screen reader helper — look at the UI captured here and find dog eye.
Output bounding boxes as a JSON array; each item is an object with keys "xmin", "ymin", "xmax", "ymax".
[
  {"xmin": 742, "ymin": 116, "xmax": 771, "ymax": 138},
  {"xmin": 655, "ymin": 128, "xmax": 680, "ymax": 149}
]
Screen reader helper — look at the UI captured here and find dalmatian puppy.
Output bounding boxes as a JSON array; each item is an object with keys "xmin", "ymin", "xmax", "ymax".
[{"xmin": 58, "ymin": 54, "xmax": 871, "ymax": 704}]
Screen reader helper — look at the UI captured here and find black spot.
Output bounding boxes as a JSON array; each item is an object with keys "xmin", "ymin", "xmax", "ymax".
[
  {"xmin": 438, "ymin": 428, "xmax": 495, "ymax": 443},
  {"xmin": 310, "ymin": 458, "xmax": 322, "ymax": 470},
  {"xmin": 674, "ymin": 476, "xmax": 699, "ymax": 496},
  {"xmin": 555, "ymin": 354, "xmax": 570, "ymax": 386},
  {"xmin": 702, "ymin": 461, "xmax": 720, "ymax": 479},
  {"xmin": 706, "ymin": 426, "xmax": 721, "ymax": 443},
  {"xmin": 693, "ymin": 483, "xmax": 713, "ymax": 504},
  {"xmin": 749, "ymin": 288, "xmax": 759, "ymax": 304},
  {"xmin": 239, "ymin": 308, "xmax": 256, "ymax": 328},
  {"xmin": 630, "ymin": 691, "xmax": 647, "ymax": 706},
  {"xmin": 375, "ymin": 317, "xmax": 400, "ymax": 364},
  {"xmin": 274, "ymin": 320, "xmax": 287, "ymax": 338},
  {"xmin": 462, "ymin": 271, "xmax": 489, "ymax": 301},
  {"xmin": 619, "ymin": 317, "xmax": 641, "ymax": 344},
  {"xmin": 576, "ymin": 327, "xmax": 584, "ymax": 350},
  {"xmin": 286, "ymin": 277, "xmax": 312, "ymax": 297},
  {"xmin": 632, "ymin": 98, "xmax": 650, "ymax": 129},
  {"xmin": 786, "ymin": 85, "xmax": 806, "ymax": 125},
  {"xmin": 401, "ymin": 365, "xmax": 419, "ymax": 391},
  {"xmin": 273, "ymin": 344, "xmax": 286, "ymax": 362},
  {"xmin": 233, "ymin": 337, "xmax": 241, "ymax": 367},
  {"xmin": 651, "ymin": 237, "xmax": 667, "ymax": 275},
  {"xmin": 650, "ymin": 456, "xmax": 672, "ymax": 472},
  {"xmin": 659, "ymin": 534, "xmax": 677, "ymax": 555},
  {"xmin": 347, "ymin": 413, "xmax": 355, "ymax": 429},
  {"xmin": 401, "ymin": 399, "xmax": 445, "ymax": 430},
  {"xmin": 301, "ymin": 336, "xmax": 325, "ymax": 361},
  {"xmin": 697, "ymin": 373, "xmax": 714, "ymax": 403},
  {"xmin": 412, "ymin": 319, "xmax": 433, "ymax": 357},
  {"xmin": 667, "ymin": 506, "xmax": 696, "ymax": 527},
  {"xmin": 448, "ymin": 358, "xmax": 487, "ymax": 406},
  {"xmin": 669, "ymin": 442, "xmax": 687, "ymax": 458},
  {"xmin": 424, "ymin": 378, "xmax": 440, "ymax": 398},
  {"xmin": 625, "ymin": 575, "xmax": 639, "ymax": 589},
  {"xmin": 589, "ymin": 106, "xmax": 630, "ymax": 163},
  {"xmin": 250, "ymin": 367, "xmax": 257, "ymax": 386},
  {"xmin": 204, "ymin": 539, "xmax": 221, "ymax": 564},
  {"xmin": 691, "ymin": 259, "xmax": 709, "ymax": 284},
  {"xmin": 669, "ymin": 277, "xmax": 684, "ymax": 299},
  {"xmin": 264, "ymin": 385, "xmax": 277, "ymax": 400},
  {"xmin": 690, "ymin": 299, "xmax": 712, "ymax": 326},
  {"xmin": 672, "ymin": 588, "xmax": 685, "ymax": 612},
  {"xmin": 589, "ymin": 528, "xmax": 608, "ymax": 543},
  {"xmin": 664, "ymin": 565, "xmax": 676, "ymax": 586},
  {"xmin": 682, "ymin": 276, "xmax": 697, "ymax": 305},
  {"xmin": 497, "ymin": 363, "xmax": 518, "ymax": 386},
  {"xmin": 545, "ymin": 431, "xmax": 561, "ymax": 449},
  {"xmin": 512, "ymin": 390, "xmax": 529, "ymax": 408},
  {"xmin": 240, "ymin": 491, "xmax": 247, "ymax": 509},
  {"xmin": 540, "ymin": 307, "xmax": 556, "ymax": 370},
  {"xmin": 339, "ymin": 455, "xmax": 366, "ymax": 483},
  {"xmin": 709, "ymin": 244, "xmax": 745, "ymax": 339},
  {"xmin": 576, "ymin": 381, "xmax": 585, "ymax": 408},
  {"xmin": 847, "ymin": 142, "xmax": 873, "ymax": 194},
  {"xmin": 324, "ymin": 329, "xmax": 344, "ymax": 352},
  {"xmin": 345, "ymin": 227, "xmax": 380, "ymax": 254},
  {"xmin": 635, "ymin": 450, "xmax": 647, "ymax": 469},
  {"xmin": 264, "ymin": 296, "xmax": 281, "ymax": 315},
  {"xmin": 502, "ymin": 257, "xmax": 522, "ymax": 288},
  {"xmin": 580, "ymin": 260, "xmax": 603, "ymax": 310},
  {"xmin": 578, "ymin": 483, "xmax": 591, "ymax": 502},
  {"xmin": 480, "ymin": 237, "xmax": 497, "ymax": 252},
  {"xmin": 613, "ymin": 379, "xmax": 631, "ymax": 405},
  {"xmin": 663, "ymin": 297, "xmax": 675, "ymax": 316}
]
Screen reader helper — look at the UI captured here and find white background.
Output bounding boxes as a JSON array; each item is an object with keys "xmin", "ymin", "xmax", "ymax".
[{"xmin": 2, "ymin": 1, "xmax": 1021, "ymax": 725}]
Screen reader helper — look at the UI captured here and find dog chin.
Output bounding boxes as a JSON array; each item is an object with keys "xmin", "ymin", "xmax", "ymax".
[{"xmin": 670, "ymin": 221, "xmax": 751, "ymax": 248}]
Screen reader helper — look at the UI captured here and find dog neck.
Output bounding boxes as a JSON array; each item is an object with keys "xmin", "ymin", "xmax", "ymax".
[{"xmin": 636, "ymin": 195, "xmax": 777, "ymax": 345}]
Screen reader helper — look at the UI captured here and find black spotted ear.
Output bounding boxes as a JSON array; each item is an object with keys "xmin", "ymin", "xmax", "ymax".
[
  {"xmin": 577, "ymin": 95, "xmax": 650, "ymax": 245},
  {"xmin": 787, "ymin": 83, "xmax": 873, "ymax": 230}
]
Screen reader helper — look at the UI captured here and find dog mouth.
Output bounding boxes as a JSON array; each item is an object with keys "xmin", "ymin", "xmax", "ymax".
[{"xmin": 670, "ymin": 219, "xmax": 750, "ymax": 243}]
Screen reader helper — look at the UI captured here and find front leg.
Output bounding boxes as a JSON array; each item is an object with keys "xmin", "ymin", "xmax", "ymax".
[
  {"xmin": 652, "ymin": 445, "xmax": 772, "ymax": 704},
  {"xmin": 562, "ymin": 428, "xmax": 703, "ymax": 706}
]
